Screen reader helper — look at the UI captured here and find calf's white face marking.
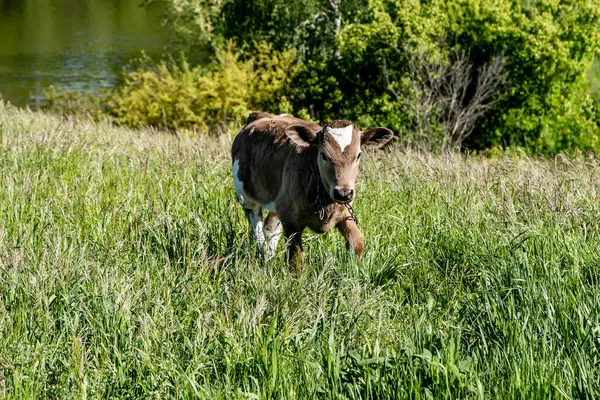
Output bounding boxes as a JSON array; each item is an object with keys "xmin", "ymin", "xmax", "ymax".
[
  {"xmin": 326, "ymin": 125, "xmax": 354, "ymax": 152},
  {"xmin": 233, "ymin": 158, "xmax": 276, "ymax": 211}
]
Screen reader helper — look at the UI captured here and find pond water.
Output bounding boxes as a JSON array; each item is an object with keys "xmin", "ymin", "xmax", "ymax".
[{"xmin": 0, "ymin": 0, "xmax": 168, "ymax": 106}]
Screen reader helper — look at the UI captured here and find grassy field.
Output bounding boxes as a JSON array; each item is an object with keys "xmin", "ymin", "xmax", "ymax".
[{"xmin": 0, "ymin": 102, "xmax": 599, "ymax": 399}]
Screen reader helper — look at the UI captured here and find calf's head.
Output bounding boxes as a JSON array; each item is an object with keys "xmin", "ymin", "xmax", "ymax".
[{"xmin": 285, "ymin": 120, "xmax": 394, "ymax": 203}]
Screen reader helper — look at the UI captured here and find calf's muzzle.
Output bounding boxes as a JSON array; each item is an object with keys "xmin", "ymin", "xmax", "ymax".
[{"xmin": 333, "ymin": 187, "xmax": 354, "ymax": 203}]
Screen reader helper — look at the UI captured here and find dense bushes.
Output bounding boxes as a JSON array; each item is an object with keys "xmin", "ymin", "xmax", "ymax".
[
  {"xmin": 109, "ymin": 49, "xmax": 252, "ymax": 130},
  {"xmin": 42, "ymin": 0, "xmax": 600, "ymax": 154},
  {"xmin": 113, "ymin": 41, "xmax": 298, "ymax": 130},
  {"xmin": 326, "ymin": 0, "xmax": 600, "ymax": 152},
  {"xmin": 149, "ymin": 0, "xmax": 600, "ymax": 154}
]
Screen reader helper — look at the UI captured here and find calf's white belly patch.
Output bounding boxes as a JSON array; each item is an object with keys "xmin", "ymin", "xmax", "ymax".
[
  {"xmin": 232, "ymin": 158, "xmax": 251, "ymax": 208},
  {"xmin": 233, "ymin": 158, "xmax": 276, "ymax": 212}
]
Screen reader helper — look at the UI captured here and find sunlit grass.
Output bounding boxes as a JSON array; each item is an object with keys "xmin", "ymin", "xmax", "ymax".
[{"xmin": 0, "ymin": 102, "xmax": 599, "ymax": 398}]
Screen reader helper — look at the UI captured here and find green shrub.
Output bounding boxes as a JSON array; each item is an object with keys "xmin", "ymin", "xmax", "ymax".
[
  {"xmin": 250, "ymin": 42, "xmax": 298, "ymax": 115},
  {"xmin": 157, "ymin": 0, "xmax": 223, "ymax": 52},
  {"xmin": 108, "ymin": 48, "xmax": 251, "ymax": 131},
  {"xmin": 107, "ymin": 43, "xmax": 298, "ymax": 132},
  {"xmin": 589, "ymin": 58, "xmax": 600, "ymax": 103},
  {"xmin": 330, "ymin": 0, "xmax": 600, "ymax": 154},
  {"xmin": 159, "ymin": 0, "xmax": 600, "ymax": 154}
]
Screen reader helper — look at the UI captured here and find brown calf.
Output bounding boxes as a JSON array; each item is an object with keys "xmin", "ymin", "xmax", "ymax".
[{"xmin": 231, "ymin": 112, "xmax": 394, "ymax": 266}]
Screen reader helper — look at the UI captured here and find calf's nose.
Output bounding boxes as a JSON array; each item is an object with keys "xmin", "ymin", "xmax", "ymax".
[{"xmin": 333, "ymin": 187, "xmax": 354, "ymax": 202}]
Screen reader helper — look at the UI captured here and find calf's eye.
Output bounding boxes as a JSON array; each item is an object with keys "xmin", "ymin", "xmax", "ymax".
[
  {"xmin": 320, "ymin": 153, "xmax": 328, "ymax": 162},
  {"xmin": 356, "ymin": 153, "xmax": 362, "ymax": 161}
]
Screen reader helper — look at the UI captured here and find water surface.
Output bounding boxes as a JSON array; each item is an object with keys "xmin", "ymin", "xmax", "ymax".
[{"xmin": 0, "ymin": 0, "xmax": 168, "ymax": 106}]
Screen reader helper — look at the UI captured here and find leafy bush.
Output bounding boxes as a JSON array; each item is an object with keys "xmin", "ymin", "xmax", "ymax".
[
  {"xmin": 107, "ymin": 43, "xmax": 297, "ymax": 132},
  {"xmin": 108, "ymin": 48, "xmax": 251, "ymax": 131},
  {"xmin": 330, "ymin": 0, "xmax": 600, "ymax": 154},
  {"xmin": 155, "ymin": 0, "xmax": 223, "ymax": 52},
  {"xmin": 158, "ymin": 0, "xmax": 600, "ymax": 154},
  {"xmin": 250, "ymin": 42, "xmax": 298, "ymax": 115}
]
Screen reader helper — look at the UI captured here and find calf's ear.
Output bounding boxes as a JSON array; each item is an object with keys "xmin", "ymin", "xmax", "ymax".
[
  {"xmin": 285, "ymin": 124, "xmax": 319, "ymax": 147},
  {"xmin": 361, "ymin": 127, "xmax": 394, "ymax": 148}
]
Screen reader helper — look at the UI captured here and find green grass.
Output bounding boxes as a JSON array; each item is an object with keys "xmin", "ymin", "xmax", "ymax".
[{"xmin": 0, "ymin": 102, "xmax": 599, "ymax": 399}]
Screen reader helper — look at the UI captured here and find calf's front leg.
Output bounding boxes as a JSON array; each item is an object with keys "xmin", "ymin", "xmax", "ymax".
[
  {"xmin": 283, "ymin": 224, "xmax": 305, "ymax": 270},
  {"xmin": 336, "ymin": 218, "xmax": 364, "ymax": 261}
]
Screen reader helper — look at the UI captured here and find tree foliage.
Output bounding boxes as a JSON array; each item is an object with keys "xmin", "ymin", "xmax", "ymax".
[{"xmin": 133, "ymin": 0, "xmax": 600, "ymax": 153}]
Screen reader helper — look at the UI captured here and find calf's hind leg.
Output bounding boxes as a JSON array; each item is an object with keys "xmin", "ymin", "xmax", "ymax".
[
  {"xmin": 264, "ymin": 212, "xmax": 282, "ymax": 260},
  {"xmin": 244, "ymin": 207, "xmax": 265, "ymax": 250},
  {"xmin": 233, "ymin": 159, "xmax": 267, "ymax": 253}
]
